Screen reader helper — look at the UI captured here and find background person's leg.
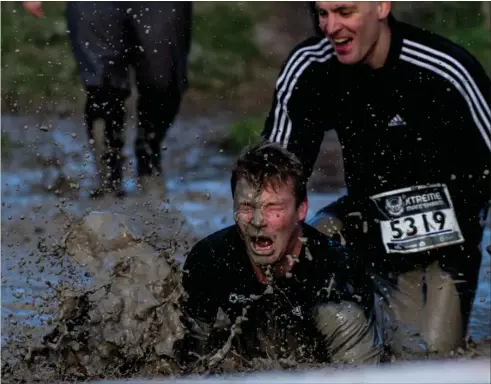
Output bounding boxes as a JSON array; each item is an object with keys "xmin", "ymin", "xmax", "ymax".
[
  {"xmin": 130, "ymin": 1, "xmax": 192, "ymax": 194},
  {"xmin": 66, "ymin": 2, "xmax": 131, "ymax": 197},
  {"xmin": 83, "ymin": 87, "xmax": 127, "ymax": 197}
]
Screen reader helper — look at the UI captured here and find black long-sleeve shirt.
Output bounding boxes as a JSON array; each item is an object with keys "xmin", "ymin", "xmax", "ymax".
[
  {"xmin": 178, "ymin": 223, "xmax": 377, "ymax": 362},
  {"xmin": 262, "ymin": 15, "xmax": 490, "ymax": 257}
]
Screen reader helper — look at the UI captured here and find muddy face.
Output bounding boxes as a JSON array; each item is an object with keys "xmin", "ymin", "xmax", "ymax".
[{"xmin": 233, "ymin": 178, "xmax": 308, "ymax": 266}]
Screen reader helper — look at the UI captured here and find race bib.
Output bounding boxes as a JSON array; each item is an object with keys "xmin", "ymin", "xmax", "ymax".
[{"xmin": 370, "ymin": 184, "xmax": 464, "ymax": 254}]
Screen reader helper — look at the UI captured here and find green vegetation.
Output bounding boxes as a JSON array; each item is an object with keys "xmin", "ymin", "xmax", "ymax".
[
  {"xmin": 395, "ymin": 2, "xmax": 491, "ymax": 72},
  {"xmin": 189, "ymin": 2, "xmax": 269, "ymax": 90},
  {"xmin": 1, "ymin": 2, "xmax": 80, "ymax": 113},
  {"xmin": 220, "ymin": 115, "xmax": 264, "ymax": 154}
]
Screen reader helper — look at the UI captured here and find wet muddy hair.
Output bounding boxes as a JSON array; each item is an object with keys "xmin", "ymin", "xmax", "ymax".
[{"xmin": 230, "ymin": 141, "xmax": 307, "ymax": 206}]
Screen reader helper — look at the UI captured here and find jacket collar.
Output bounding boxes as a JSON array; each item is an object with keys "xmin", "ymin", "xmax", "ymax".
[{"xmin": 384, "ymin": 13, "xmax": 403, "ymax": 69}]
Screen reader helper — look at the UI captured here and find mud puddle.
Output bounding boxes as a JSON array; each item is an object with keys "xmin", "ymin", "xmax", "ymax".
[{"xmin": 1, "ymin": 114, "xmax": 490, "ymax": 382}]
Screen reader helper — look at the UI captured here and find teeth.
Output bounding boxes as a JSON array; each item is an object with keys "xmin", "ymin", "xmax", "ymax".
[{"xmin": 334, "ymin": 38, "xmax": 349, "ymax": 44}]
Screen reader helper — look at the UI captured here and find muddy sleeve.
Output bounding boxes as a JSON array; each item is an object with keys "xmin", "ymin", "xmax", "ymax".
[
  {"xmin": 312, "ymin": 249, "xmax": 382, "ymax": 364},
  {"xmin": 321, "ymin": 241, "xmax": 376, "ymax": 313},
  {"xmin": 313, "ymin": 301, "xmax": 382, "ymax": 364},
  {"xmin": 181, "ymin": 242, "xmax": 220, "ymax": 322},
  {"xmin": 175, "ymin": 241, "xmax": 221, "ymax": 362},
  {"xmin": 260, "ymin": 40, "xmax": 328, "ymax": 179}
]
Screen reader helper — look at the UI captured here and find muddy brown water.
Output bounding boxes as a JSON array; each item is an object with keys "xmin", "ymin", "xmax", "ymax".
[{"xmin": 1, "ymin": 115, "xmax": 490, "ymax": 382}]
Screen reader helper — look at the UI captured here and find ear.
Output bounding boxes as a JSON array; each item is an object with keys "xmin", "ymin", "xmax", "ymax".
[
  {"xmin": 297, "ymin": 197, "xmax": 309, "ymax": 222},
  {"xmin": 377, "ymin": 1, "xmax": 391, "ymax": 20}
]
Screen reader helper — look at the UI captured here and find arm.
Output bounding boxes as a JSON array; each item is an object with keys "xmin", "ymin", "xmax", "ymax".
[
  {"xmin": 174, "ymin": 241, "xmax": 220, "ymax": 364},
  {"xmin": 452, "ymin": 53, "xmax": 491, "ymax": 208},
  {"xmin": 261, "ymin": 38, "xmax": 331, "ymax": 179},
  {"xmin": 313, "ymin": 244, "xmax": 382, "ymax": 364},
  {"xmin": 463, "ymin": 56, "xmax": 490, "ymax": 153},
  {"xmin": 314, "ymin": 300, "xmax": 382, "ymax": 364}
]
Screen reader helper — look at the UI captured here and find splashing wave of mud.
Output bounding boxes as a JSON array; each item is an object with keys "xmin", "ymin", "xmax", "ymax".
[{"xmin": 2, "ymin": 211, "xmax": 189, "ymax": 382}]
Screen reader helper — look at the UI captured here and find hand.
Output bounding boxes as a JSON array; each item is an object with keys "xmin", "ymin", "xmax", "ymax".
[{"xmin": 22, "ymin": 1, "xmax": 44, "ymax": 18}]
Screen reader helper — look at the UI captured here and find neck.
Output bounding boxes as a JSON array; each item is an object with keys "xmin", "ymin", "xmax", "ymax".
[
  {"xmin": 366, "ymin": 21, "xmax": 392, "ymax": 69},
  {"xmin": 250, "ymin": 225, "xmax": 304, "ymax": 284},
  {"xmin": 274, "ymin": 225, "xmax": 304, "ymax": 277}
]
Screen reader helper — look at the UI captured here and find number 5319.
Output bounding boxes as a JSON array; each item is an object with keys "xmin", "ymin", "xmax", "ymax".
[{"xmin": 390, "ymin": 211, "xmax": 446, "ymax": 239}]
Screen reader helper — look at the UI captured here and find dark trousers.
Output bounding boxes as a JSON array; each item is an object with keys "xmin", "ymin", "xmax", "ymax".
[{"xmin": 66, "ymin": 1, "xmax": 192, "ymax": 176}]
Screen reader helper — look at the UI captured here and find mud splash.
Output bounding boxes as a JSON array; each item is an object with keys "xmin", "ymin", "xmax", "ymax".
[{"xmin": 1, "ymin": 211, "xmax": 189, "ymax": 381}]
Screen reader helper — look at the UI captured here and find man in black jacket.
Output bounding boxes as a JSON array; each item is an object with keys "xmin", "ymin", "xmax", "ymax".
[
  {"xmin": 261, "ymin": 1, "xmax": 490, "ymax": 357},
  {"xmin": 175, "ymin": 142, "xmax": 382, "ymax": 369}
]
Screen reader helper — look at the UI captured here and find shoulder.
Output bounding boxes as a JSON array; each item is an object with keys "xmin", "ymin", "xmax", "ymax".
[
  {"xmin": 398, "ymin": 21, "xmax": 490, "ymax": 87},
  {"xmin": 283, "ymin": 36, "xmax": 334, "ymax": 63},
  {"xmin": 183, "ymin": 225, "xmax": 239, "ymax": 272},
  {"xmin": 302, "ymin": 223, "xmax": 365, "ymax": 276},
  {"xmin": 276, "ymin": 36, "xmax": 337, "ymax": 91},
  {"xmin": 302, "ymin": 223, "xmax": 351, "ymax": 263}
]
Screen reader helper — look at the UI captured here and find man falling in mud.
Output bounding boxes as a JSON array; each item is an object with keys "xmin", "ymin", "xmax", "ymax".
[
  {"xmin": 262, "ymin": 2, "xmax": 490, "ymax": 358},
  {"xmin": 23, "ymin": 1, "xmax": 192, "ymax": 198},
  {"xmin": 174, "ymin": 142, "xmax": 382, "ymax": 370}
]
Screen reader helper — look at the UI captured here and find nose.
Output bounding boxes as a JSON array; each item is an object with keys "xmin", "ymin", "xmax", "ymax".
[
  {"xmin": 323, "ymin": 14, "xmax": 342, "ymax": 37},
  {"xmin": 250, "ymin": 208, "xmax": 266, "ymax": 228}
]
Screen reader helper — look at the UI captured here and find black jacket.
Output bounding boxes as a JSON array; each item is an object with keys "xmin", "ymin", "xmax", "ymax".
[
  {"xmin": 178, "ymin": 223, "xmax": 376, "ymax": 363},
  {"xmin": 262, "ymin": 16, "xmax": 490, "ymax": 256}
]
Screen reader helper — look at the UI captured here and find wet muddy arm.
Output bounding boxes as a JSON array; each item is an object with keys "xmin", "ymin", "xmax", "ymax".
[
  {"xmin": 311, "ymin": 246, "xmax": 382, "ymax": 363},
  {"xmin": 313, "ymin": 301, "xmax": 382, "ymax": 364}
]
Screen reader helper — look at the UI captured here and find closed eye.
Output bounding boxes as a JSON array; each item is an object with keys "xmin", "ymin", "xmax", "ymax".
[
  {"xmin": 265, "ymin": 204, "xmax": 284, "ymax": 211},
  {"xmin": 335, "ymin": 6, "xmax": 356, "ymax": 17},
  {"xmin": 239, "ymin": 203, "xmax": 254, "ymax": 211}
]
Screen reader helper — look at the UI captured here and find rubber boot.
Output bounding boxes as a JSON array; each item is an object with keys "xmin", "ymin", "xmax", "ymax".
[
  {"xmin": 88, "ymin": 119, "xmax": 126, "ymax": 199},
  {"xmin": 84, "ymin": 86, "xmax": 127, "ymax": 199}
]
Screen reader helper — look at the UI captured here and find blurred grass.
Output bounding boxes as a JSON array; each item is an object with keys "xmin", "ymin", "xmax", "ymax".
[
  {"xmin": 220, "ymin": 116, "xmax": 264, "ymax": 154},
  {"xmin": 429, "ymin": 3, "xmax": 491, "ymax": 72},
  {"xmin": 0, "ymin": 1, "xmax": 270, "ymax": 113},
  {"xmin": 395, "ymin": 2, "xmax": 491, "ymax": 73},
  {"xmin": 1, "ymin": 2, "xmax": 80, "ymax": 113},
  {"xmin": 188, "ymin": 2, "xmax": 269, "ymax": 90}
]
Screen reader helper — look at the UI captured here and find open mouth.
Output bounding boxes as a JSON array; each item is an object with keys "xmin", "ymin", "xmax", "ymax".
[
  {"xmin": 249, "ymin": 235, "xmax": 274, "ymax": 255},
  {"xmin": 333, "ymin": 37, "xmax": 353, "ymax": 46},
  {"xmin": 332, "ymin": 37, "xmax": 354, "ymax": 53}
]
